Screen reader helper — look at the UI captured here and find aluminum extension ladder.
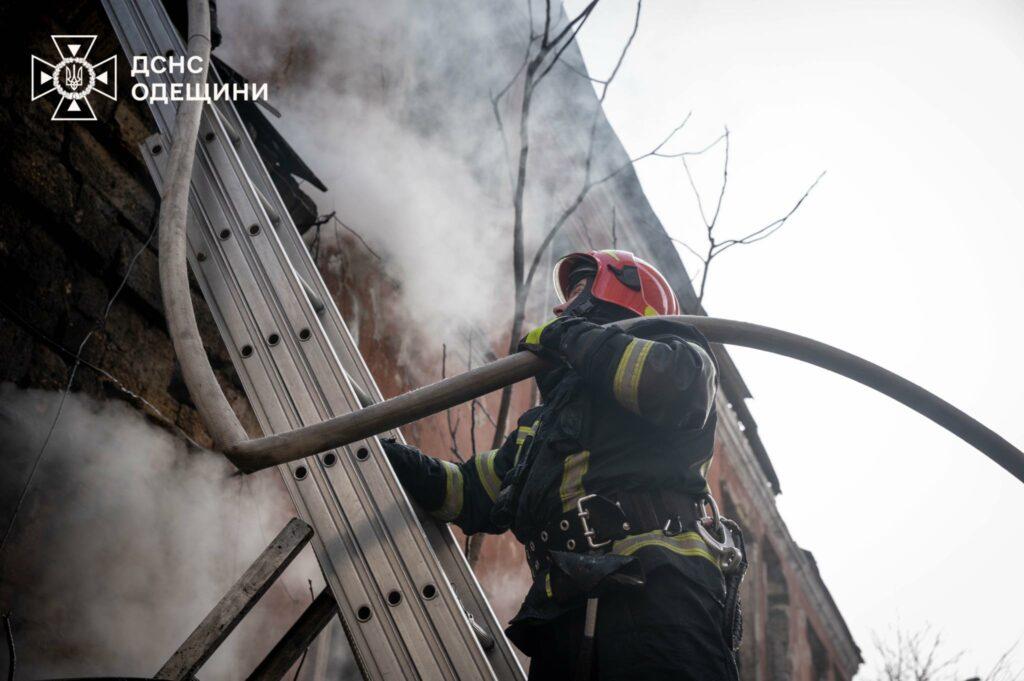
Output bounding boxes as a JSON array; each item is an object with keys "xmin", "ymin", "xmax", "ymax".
[{"xmin": 101, "ymin": 1, "xmax": 525, "ymax": 678}]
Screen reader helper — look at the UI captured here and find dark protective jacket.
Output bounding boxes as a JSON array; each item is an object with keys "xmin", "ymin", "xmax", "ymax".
[{"xmin": 383, "ymin": 317, "xmax": 726, "ymax": 656}]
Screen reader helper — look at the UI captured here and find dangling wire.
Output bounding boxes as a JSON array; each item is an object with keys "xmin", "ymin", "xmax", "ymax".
[
  {"xmin": 3, "ymin": 612, "xmax": 15, "ymax": 681},
  {"xmin": 0, "ymin": 218, "xmax": 159, "ymax": 563}
]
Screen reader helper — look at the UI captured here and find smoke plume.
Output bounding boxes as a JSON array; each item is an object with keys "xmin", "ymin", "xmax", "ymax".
[
  {"xmin": 0, "ymin": 384, "xmax": 335, "ymax": 678},
  {"xmin": 216, "ymin": 0, "xmax": 614, "ymax": 344}
]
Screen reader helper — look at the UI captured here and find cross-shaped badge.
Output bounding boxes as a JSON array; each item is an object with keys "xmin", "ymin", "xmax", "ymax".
[{"xmin": 31, "ymin": 35, "xmax": 117, "ymax": 122}]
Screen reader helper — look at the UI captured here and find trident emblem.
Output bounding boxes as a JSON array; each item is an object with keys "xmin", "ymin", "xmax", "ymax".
[{"xmin": 65, "ymin": 64, "xmax": 84, "ymax": 91}]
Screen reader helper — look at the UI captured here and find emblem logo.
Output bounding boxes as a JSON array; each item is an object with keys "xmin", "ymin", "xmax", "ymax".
[{"xmin": 31, "ymin": 35, "xmax": 117, "ymax": 122}]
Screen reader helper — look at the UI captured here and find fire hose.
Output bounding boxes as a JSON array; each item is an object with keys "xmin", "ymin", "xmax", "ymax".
[
  {"xmin": 158, "ymin": 0, "xmax": 248, "ymax": 450},
  {"xmin": 222, "ymin": 316, "xmax": 1024, "ymax": 484}
]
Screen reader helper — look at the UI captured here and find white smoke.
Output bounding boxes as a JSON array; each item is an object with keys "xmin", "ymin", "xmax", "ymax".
[
  {"xmin": 0, "ymin": 384, "xmax": 335, "ymax": 678},
  {"xmin": 216, "ymin": 0, "xmax": 614, "ymax": 344}
]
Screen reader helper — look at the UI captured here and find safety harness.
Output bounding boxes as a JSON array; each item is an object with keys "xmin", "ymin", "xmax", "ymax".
[{"xmin": 523, "ymin": 489, "xmax": 747, "ymax": 680}]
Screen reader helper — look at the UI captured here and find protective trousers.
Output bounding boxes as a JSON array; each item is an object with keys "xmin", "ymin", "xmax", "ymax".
[{"xmin": 523, "ymin": 567, "xmax": 740, "ymax": 681}]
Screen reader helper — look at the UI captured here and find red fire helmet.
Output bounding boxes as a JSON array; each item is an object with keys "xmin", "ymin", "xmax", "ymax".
[{"xmin": 553, "ymin": 249, "xmax": 680, "ymax": 317}]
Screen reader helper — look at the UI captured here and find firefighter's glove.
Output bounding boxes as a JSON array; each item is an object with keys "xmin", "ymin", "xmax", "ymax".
[
  {"xmin": 517, "ymin": 315, "xmax": 586, "ymax": 360},
  {"xmin": 378, "ymin": 436, "xmax": 418, "ymax": 461}
]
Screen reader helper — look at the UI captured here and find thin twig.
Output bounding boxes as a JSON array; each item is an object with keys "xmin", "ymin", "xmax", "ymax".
[
  {"xmin": 535, "ymin": 3, "xmax": 600, "ymax": 83},
  {"xmin": 712, "ymin": 170, "xmax": 826, "ymax": 256},
  {"xmin": 631, "ymin": 111, "xmax": 694, "ymax": 161},
  {"xmin": 610, "ymin": 206, "xmax": 618, "ymax": 249},
  {"xmin": 668, "ymin": 236, "xmax": 703, "ymax": 262},
  {"xmin": 472, "ymin": 398, "xmax": 497, "ymax": 428},
  {"xmin": 650, "ymin": 129, "xmax": 727, "ymax": 159},
  {"xmin": 544, "ymin": 0, "xmax": 599, "ymax": 54},
  {"xmin": 668, "ymin": 123, "xmax": 824, "ymax": 304},
  {"xmin": 467, "ymin": 334, "xmax": 478, "ymax": 456},
  {"xmin": 330, "ymin": 214, "xmax": 382, "ymax": 261},
  {"xmin": 596, "ymin": 1, "xmax": 642, "ymax": 103},
  {"xmin": 553, "ymin": 0, "xmax": 641, "ymax": 93},
  {"xmin": 441, "ymin": 344, "xmax": 465, "ymax": 463},
  {"xmin": 289, "ymin": 581, "xmax": 316, "ymax": 681}
]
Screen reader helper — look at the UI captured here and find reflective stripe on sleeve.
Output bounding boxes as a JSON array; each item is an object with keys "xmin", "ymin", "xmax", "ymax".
[
  {"xmin": 559, "ymin": 450, "xmax": 590, "ymax": 513},
  {"xmin": 612, "ymin": 338, "xmax": 655, "ymax": 414},
  {"xmin": 432, "ymin": 460, "xmax": 464, "ymax": 522},
  {"xmin": 611, "ymin": 530, "xmax": 719, "ymax": 570},
  {"xmin": 685, "ymin": 340, "xmax": 718, "ymax": 428},
  {"xmin": 514, "ymin": 419, "xmax": 540, "ymax": 465},
  {"xmin": 475, "ymin": 449, "xmax": 502, "ymax": 502}
]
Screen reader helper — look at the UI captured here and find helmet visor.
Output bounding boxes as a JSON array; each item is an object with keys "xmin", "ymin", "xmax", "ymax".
[{"xmin": 552, "ymin": 254, "xmax": 598, "ymax": 303}]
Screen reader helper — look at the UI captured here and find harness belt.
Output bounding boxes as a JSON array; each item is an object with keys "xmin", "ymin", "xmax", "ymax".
[{"xmin": 525, "ymin": 489, "xmax": 703, "ymax": 576}]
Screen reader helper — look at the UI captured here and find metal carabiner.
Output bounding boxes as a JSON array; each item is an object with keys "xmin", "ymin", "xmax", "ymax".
[
  {"xmin": 694, "ymin": 494, "xmax": 744, "ymax": 574},
  {"xmin": 577, "ymin": 494, "xmax": 612, "ymax": 549}
]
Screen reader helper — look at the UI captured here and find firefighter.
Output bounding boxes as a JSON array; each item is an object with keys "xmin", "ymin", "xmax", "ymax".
[{"xmin": 382, "ymin": 249, "xmax": 742, "ymax": 680}]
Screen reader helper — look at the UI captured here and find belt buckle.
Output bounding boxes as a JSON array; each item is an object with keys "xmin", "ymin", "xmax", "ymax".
[{"xmin": 576, "ymin": 493, "xmax": 612, "ymax": 549}]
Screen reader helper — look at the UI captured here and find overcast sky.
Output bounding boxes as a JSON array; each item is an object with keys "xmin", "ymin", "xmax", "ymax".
[{"xmin": 566, "ymin": 0, "xmax": 1024, "ymax": 676}]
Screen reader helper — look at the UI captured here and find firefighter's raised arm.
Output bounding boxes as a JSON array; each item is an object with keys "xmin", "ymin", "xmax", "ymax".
[
  {"xmin": 521, "ymin": 316, "xmax": 718, "ymax": 429},
  {"xmin": 519, "ymin": 250, "xmax": 718, "ymax": 430}
]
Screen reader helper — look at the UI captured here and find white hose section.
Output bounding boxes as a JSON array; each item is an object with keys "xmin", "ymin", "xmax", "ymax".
[{"xmin": 158, "ymin": 0, "xmax": 247, "ymax": 448}]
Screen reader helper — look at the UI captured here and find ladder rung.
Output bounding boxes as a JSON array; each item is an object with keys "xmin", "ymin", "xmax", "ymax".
[
  {"xmin": 246, "ymin": 588, "xmax": 338, "ymax": 681},
  {"xmin": 155, "ymin": 518, "xmax": 314, "ymax": 680}
]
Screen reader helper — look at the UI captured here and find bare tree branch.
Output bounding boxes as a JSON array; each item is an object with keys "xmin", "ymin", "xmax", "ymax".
[
  {"xmin": 542, "ymin": 0, "xmax": 552, "ymax": 46},
  {"xmin": 667, "ymin": 125, "xmax": 823, "ymax": 305},
  {"xmin": 441, "ymin": 344, "xmax": 465, "ymax": 463},
  {"xmin": 864, "ymin": 622, "xmax": 1015, "ymax": 681},
  {"xmin": 610, "ymin": 206, "xmax": 618, "ymax": 249},
  {"xmin": 473, "ymin": 398, "xmax": 497, "ymax": 428},
  {"xmin": 467, "ymin": 334, "xmax": 478, "ymax": 456},
  {"xmin": 543, "ymin": 0, "xmax": 600, "ymax": 53},
  {"xmin": 630, "ymin": 111, "xmax": 694, "ymax": 161},
  {"xmin": 650, "ymin": 129, "xmax": 727, "ymax": 159},
  {"xmin": 668, "ymin": 235, "xmax": 703, "ymax": 262},
  {"xmin": 491, "ymin": 0, "xmax": 644, "ymax": 449},
  {"xmin": 324, "ymin": 212, "xmax": 382, "ymax": 261},
  {"xmin": 988, "ymin": 639, "xmax": 1023, "ymax": 681},
  {"xmin": 595, "ymin": 0, "xmax": 642, "ymax": 103},
  {"xmin": 712, "ymin": 170, "xmax": 826, "ymax": 256}
]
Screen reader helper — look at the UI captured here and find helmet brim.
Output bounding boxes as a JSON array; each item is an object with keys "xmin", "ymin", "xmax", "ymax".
[{"xmin": 552, "ymin": 253, "xmax": 597, "ymax": 303}]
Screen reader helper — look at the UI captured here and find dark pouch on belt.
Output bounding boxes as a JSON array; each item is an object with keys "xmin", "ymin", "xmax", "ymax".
[
  {"xmin": 721, "ymin": 519, "xmax": 748, "ymax": 651},
  {"xmin": 547, "ymin": 550, "xmax": 645, "ymax": 603}
]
